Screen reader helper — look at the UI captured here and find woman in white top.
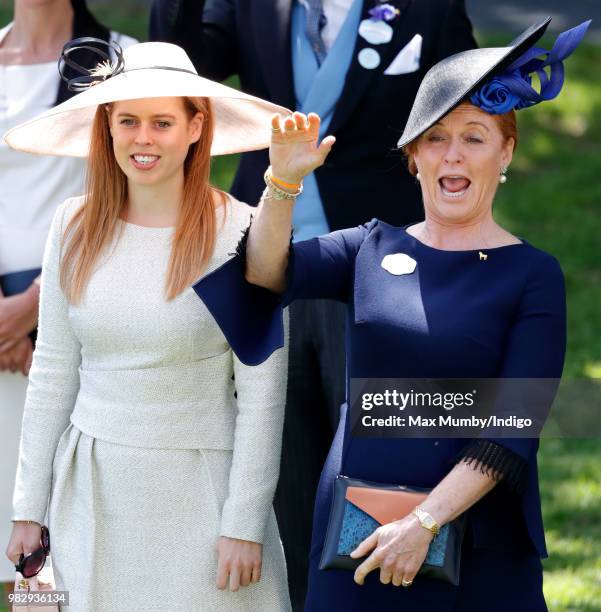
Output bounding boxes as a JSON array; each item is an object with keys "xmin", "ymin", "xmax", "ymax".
[
  {"xmin": 4, "ymin": 40, "xmax": 291, "ymax": 610},
  {"xmin": 0, "ymin": 0, "xmax": 135, "ymax": 583}
]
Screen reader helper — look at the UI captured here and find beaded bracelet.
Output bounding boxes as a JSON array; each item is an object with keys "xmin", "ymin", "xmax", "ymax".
[{"xmin": 262, "ymin": 184, "xmax": 299, "ymax": 201}]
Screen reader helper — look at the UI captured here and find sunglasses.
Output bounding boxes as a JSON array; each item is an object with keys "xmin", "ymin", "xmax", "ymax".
[{"xmin": 14, "ymin": 526, "xmax": 50, "ymax": 579}]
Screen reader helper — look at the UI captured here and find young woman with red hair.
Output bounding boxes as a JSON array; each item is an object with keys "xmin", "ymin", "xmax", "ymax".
[{"xmin": 5, "ymin": 40, "xmax": 292, "ymax": 611}]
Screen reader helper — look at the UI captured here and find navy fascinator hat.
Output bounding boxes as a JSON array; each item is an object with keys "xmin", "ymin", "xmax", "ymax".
[{"xmin": 397, "ymin": 17, "xmax": 591, "ymax": 148}]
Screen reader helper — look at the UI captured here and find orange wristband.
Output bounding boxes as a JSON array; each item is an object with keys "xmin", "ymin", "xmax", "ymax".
[{"xmin": 268, "ymin": 168, "xmax": 301, "ymax": 190}]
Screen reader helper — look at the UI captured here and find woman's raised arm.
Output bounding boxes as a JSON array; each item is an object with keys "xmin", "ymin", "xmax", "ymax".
[{"xmin": 246, "ymin": 112, "xmax": 335, "ymax": 292}]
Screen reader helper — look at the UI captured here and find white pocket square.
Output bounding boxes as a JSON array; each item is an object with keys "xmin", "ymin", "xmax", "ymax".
[
  {"xmin": 381, "ymin": 253, "xmax": 417, "ymax": 276},
  {"xmin": 384, "ymin": 34, "xmax": 423, "ymax": 75}
]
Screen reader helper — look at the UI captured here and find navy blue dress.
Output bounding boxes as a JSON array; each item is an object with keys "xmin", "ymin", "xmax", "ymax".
[{"xmin": 194, "ymin": 220, "xmax": 566, "ymax": 611}]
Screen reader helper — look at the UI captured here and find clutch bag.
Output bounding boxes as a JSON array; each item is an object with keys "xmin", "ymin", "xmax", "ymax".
[{"xmin": 319, "ymin": 475, "xmax": 467, "ymax": 585}]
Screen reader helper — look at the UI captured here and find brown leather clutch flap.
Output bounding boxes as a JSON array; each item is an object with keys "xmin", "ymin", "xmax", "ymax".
[{"xmin": 345, "ymin": 486, "xmax": 428, "ymax": 526}]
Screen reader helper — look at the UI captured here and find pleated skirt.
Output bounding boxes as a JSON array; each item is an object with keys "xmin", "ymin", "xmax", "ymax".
[
  {"xmin": 0, "ymin": 372, "xmax": 28, "ymax": 581},
  {"xmin": 48, "ymin": 423, "xmax": 291, "ymax": 611}
]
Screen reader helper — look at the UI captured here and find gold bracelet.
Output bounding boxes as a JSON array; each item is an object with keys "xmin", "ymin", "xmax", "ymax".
[{"xmin": 262, "ymin": 185, "xmax": 298, "ymax": 202}]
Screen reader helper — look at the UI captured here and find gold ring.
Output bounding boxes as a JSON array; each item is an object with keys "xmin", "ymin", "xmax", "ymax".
[
  {"xmin": 401, "ymin": 579, "xmax": 413, "ymax": 587},
  {"xmin": 271, "ymin": 126, "xmax": 281, "ymax": 133}
]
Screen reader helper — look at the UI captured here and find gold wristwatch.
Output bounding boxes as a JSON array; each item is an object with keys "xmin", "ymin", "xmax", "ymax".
[{"xmin": 411, "ymin": 506, "xmax": 440, "ymax": 537}]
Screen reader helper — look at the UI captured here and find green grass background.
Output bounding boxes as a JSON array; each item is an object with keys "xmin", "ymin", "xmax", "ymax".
[{"xmin": 1, "ymin": 7, "xmax": 600, "ymax": 611}]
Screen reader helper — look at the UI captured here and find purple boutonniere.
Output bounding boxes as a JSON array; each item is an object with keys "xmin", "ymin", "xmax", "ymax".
[{"xmin": 368, "ymin": 3, "xmax": 400, "ymax": 23}]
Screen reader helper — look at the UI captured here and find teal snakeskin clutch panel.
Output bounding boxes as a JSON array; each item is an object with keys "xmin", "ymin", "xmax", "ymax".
[{"xmin": 337, "ymin": 500, "xmax": 448, "ymax": 567}]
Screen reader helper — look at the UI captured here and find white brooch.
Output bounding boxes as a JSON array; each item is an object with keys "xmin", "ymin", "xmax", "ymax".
[
  {"xmin": 358, "ymin": 19, "xmax": 394, "ymax": 45},
  {"xmin": 381, "ymin": 253, "xmax": 417, "ymax": 275}
]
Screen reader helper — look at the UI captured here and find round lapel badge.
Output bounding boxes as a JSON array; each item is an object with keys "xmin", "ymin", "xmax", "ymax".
[{"xmin": 358, "ymin": 47, "xmax": 381, "ymax": 70}]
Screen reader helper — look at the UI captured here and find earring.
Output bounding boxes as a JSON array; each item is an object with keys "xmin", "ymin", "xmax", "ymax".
[
  {"xmin": 499, "ymin": 166, "xmax": 508, "ymax": 184},
  {"xmin": 416, "ymin": 172, "xmax": 421, "ymax": 181}
]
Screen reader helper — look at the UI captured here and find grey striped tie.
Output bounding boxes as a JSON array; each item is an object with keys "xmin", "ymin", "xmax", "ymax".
[{"xmin": 305, "ymin": 0, "xmax": 328, "ymax": 65}]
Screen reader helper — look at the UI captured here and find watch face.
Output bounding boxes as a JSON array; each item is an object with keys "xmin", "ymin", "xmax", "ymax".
[{"xmin": 415, "ymin": 508, "xmax": 438, "ymax": 533}]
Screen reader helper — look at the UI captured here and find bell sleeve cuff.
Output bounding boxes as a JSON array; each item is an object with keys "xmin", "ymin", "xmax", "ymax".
[
  {"xmin": 457, "ymin": 439, "xmax": 528, "ymax": 494},
  {"xmin": 192, "ymin": 225, "xmax": 286, "ymax": 367}
]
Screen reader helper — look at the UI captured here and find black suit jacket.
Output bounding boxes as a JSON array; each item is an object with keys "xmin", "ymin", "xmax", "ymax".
[{"xmin": 150, "ymin": 0, "xmax": 476, "ymax": 230}]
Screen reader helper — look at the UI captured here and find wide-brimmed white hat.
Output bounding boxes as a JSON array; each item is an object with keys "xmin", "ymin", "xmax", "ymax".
[{"xmin": 4, "ymin": 39, "xmax": 291, "ymax": 157}]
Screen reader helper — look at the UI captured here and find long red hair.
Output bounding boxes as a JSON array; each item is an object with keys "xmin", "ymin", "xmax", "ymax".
[{"xmin": 60, "ymin": 96, "xmax": 225, "ymax": 303}]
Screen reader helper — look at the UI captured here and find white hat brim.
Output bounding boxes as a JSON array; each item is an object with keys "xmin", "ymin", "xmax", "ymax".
[{"xmin": 4, "ymin": 68, "xmax": 291, "ymax": 157}]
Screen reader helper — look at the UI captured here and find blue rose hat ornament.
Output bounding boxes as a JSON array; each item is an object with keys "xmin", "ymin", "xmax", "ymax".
[
  {"xmin": 470, "ymin": 20, "xmax": 590, "ymax": 114},
  {"xmin": 397, "ymin": 17, "xmax": 591, "ymax": 148}
]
